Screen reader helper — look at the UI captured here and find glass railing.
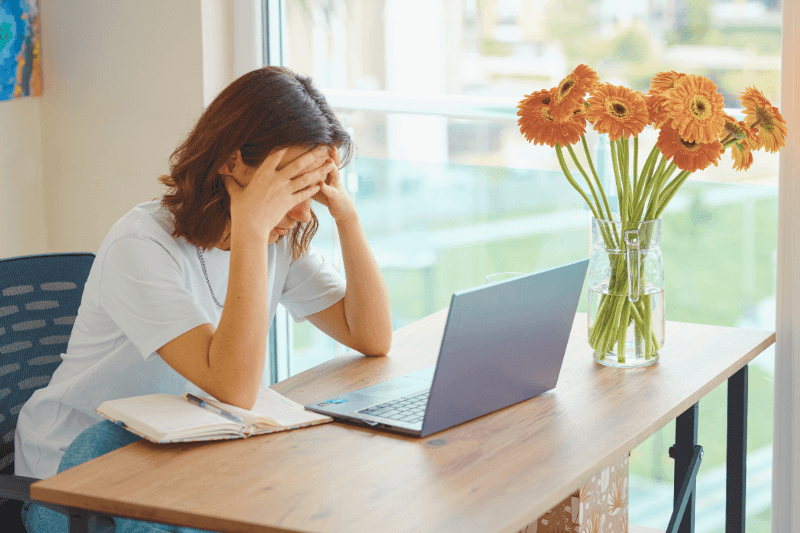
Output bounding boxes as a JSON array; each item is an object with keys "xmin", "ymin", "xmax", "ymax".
[{"xmin": 289, "ymin": 157, "xmax": 777, "ymax": 533}]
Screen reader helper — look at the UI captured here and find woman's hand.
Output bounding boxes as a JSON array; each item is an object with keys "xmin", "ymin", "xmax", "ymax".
[
  {"xmin": 221, "ymin": 146, "xmax": 335, "ymax": 238},
  {"xmin": 311, "ymin": 146, "xmax": 357, "ymax": 223}
]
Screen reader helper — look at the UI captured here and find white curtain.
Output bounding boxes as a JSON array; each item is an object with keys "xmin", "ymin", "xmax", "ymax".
[{"xmin": 773, "ymin": 1, "xmax": 799, "ymax": 531}]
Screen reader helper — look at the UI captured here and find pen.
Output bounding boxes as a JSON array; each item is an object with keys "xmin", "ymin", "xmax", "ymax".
[{"xmin": 186, "ymin": 393, "xmax": 245, "ymax": 424}]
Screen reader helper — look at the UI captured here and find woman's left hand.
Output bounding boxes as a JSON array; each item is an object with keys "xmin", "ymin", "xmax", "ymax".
[{"xmin": 312, "ymin": 146, "xmax": 357, "ymax": 223}]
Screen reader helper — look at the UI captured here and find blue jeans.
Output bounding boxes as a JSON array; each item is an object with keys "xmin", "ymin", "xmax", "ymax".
[{"xmin": 21, "ymin": 419, "xmax": 219, "ymax": 533}]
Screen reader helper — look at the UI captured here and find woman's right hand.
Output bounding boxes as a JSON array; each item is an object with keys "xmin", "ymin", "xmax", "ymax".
[{"xmin": 220, "ymin": 145, "xmax": 335, "ymax": 238}]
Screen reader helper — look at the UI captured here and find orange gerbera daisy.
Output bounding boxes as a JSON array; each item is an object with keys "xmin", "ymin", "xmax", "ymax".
[
  {"xmin": 740, "ymin": 86, "xmax": 788, "ymax": 153},
  {"xmin": 517, "ymin": 88, "xmax": 586, "ymax": 147},
  {"xmin": 731, "ymin": 121, "xmax": 761, "ymax": 171},
  {"xmin": 549, "ymin": 64, "xmax": 600, "ymax": 122},
  {"xmin": 666, "ymin": 74, "xmax": 725, "ymax": 144},
  {"xmin": 731, "ymin": 144, "xmax": 754, "ymax": 172},
  {"xmin": 585, "ymin": 84, "xmax": 649, "ymax": 141},
  {"xmin": 645, "ymin": 91, "xmax": 670, "ymax": 129},
  {"xmin": 719, "ymin": 113, "xmax": 747, "ymax": 142},
  {"xmin": 657, "ymin": 123, "xmax": 722, "ymax": 173},
  {"xmin": 650, "ymin": 70, "xmax": 686, "ymax": 93}
]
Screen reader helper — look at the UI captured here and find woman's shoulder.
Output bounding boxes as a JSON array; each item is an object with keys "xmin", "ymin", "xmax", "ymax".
[{"xmin": 99, "ymin": 201, "xmax": 183, "ymax": 260}]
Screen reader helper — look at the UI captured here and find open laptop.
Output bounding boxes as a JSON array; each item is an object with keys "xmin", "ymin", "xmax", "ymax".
[{"xmin": 305, "ymin": 258, "xmax": 589, "ymax": 437}]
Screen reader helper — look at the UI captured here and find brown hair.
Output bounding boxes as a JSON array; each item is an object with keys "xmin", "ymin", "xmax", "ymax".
[{"xmin": 159, "ymin": 66, "xmax": 353, "ymax": 259}]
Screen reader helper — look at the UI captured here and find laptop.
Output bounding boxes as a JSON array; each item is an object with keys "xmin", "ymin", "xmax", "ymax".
[{"xmin": 305, "ymin": 258, "xmax": 589, "ymax": 437}]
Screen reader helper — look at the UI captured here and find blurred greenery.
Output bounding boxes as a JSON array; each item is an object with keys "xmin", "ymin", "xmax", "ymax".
[
  {"xmin": 480, "ymin": 38, "xmax": 512, "ymax": 56},
  {"xmin": 671, "ymin": 0, "xmax": 714, "ymax": 44},
  {"xmin": 608, "ymin": 24, "xmax": 652, "ymax": 63},
  {"xmin": 542, "ymin": 0, "xmax": 782, "ymax": 107},
  {"xmin": 545, "ymin": 0, "xmax": 602, "ymax": 61}
]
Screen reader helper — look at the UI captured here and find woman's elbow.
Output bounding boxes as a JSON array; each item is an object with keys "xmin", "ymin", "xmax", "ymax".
[{"xmin": 360, "ymin": 335, "xmax": 392, "ymax": 357}]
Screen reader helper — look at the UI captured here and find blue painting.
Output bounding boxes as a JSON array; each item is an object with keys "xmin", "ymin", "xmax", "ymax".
[{"xmin": 0, "ymin": 0, "xmax": 41, "ymax": 101}]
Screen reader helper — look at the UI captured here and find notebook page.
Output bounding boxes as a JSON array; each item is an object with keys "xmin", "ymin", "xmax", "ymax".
[
  {"xmin": 250, "ymin": 386, "xmax": 330, "ymax": 426},
  {"xmin": 185, "ymin": 387, "xmax": 329, "ymax": 427},
  {"xmin": 100, "ymin": 394, "xmax": 241, "ymax": 436}
]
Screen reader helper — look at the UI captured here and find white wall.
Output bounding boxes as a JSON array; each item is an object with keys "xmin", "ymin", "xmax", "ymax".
[
  {"xmin": 0, "ymin": 0, "xmax": 241, "ymax": 259},
  {"xmin": 0, "ymin": 0, "xmax": 258, "ymax": 258},
  {"xmin": 202, "ymin": 0, "xmax": 235, "ymax": 107},
  {"xmin": 0, "ymin": 96, "xmax": 46, "ymax": 258},
  {"xmin": 38, "ymin": 0, "xmax": 209, "ymax": 254}
]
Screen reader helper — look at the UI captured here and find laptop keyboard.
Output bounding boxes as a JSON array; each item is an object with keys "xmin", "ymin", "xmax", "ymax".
[{"xmin": 357, "ymin": 390, "xmax": 430, "ymax": 424}]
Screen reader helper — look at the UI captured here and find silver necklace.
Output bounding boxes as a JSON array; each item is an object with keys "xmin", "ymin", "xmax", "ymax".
[{"xmin": 196, "ymin": 246, "xmax": 224, "ymax": 308}]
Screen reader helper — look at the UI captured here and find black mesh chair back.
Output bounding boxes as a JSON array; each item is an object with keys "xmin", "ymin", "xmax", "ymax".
[{"xmin": 0, "ymin": 253, "xmax": 95, "ymax": 531}]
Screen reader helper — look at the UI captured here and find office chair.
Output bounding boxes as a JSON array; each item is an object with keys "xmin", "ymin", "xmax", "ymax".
[{"xmin": 0, "ymin": 253, "xmax": 108, "ymax": 532}]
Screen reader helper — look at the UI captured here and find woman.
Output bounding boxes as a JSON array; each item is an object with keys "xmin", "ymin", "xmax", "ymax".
[{"xmin": 16, "ymin": 66, "xmax": 392, "ymax": 533}]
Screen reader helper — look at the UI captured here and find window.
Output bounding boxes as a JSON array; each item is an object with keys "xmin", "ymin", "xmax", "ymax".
[{"xmin": 266, "ymin": 1, "xmax": 781, "ymax": 530}]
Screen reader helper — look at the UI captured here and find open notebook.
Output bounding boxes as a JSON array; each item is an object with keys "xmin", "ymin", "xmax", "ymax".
[{"xmin": 96, "ymin": 386, "xmax": 333, "ymax": 444}]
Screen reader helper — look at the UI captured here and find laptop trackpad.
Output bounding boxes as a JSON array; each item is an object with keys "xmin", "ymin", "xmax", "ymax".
[{"xmin": 356, "ymin": 376, "xmax": 431, "ymax": 399}]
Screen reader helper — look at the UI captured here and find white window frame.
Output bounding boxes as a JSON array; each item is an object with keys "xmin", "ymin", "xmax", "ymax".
[{"xmin": 234, "ymin": 0, "xmax": 291, "ymax": 385}]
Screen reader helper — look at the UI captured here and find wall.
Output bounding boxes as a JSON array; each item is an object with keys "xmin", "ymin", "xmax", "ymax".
[
  {"xmin": 0, "ymin": 95, "xmax": 46, "ymax": 258},
  {"xmin": 0, "ymin": 1, "xmax": 251, "ymax": 258},
  {"xmin": 36, "ymin": 0, "xmax": 210, "ymax": 254}
]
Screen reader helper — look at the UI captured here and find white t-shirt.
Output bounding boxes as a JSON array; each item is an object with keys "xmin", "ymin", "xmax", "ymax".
[{"xmin": 15, "ymin": 201, "xmax": 345, "ymax": 479}]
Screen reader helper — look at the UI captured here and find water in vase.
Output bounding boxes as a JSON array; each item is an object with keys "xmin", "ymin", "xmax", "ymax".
[{"xmin": 588, "ymin": 282, "xmax": 665, "ymax": 368}]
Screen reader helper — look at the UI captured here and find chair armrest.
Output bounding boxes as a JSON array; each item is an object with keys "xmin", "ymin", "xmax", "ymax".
[
  {"xmin": 0, "ymin": 473, "xmax": 38, "ymax": 501},
  {"xmin": 0, "ymin": 474, "xmax": 113, "ymax": 531},
  {"xmin": 0, "ymin": 473, "xmax": 71, "ymax": 517}
]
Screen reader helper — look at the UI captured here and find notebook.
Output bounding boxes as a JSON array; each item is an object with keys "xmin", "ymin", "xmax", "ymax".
[{"xmin": 95, "ymin": 386, "xmax": 333, "ymax": 444}]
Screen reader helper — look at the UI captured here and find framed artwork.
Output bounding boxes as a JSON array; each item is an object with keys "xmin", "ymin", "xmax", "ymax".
[{"xmin": 0, "ymin": 0, "xmax": 41, "ymax": 101}]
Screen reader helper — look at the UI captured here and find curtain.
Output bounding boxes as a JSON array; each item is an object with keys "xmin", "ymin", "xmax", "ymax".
[{"xmin": 773, "ymin": 1, "xmax": 799, "ymax": 531}]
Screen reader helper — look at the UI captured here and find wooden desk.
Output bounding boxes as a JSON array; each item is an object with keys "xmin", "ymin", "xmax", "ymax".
[{"xmin": 30, "ymin": 311, "xmax": 775, "ymax": 533}]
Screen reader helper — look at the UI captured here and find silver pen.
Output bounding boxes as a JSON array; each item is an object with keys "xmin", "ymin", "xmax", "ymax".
[{"xmin": 186, "ymin": 393, "xmax": 245, "ymax": 424}]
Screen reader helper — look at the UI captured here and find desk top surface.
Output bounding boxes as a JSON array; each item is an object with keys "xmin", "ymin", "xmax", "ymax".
[{"xmin": 31, "ymin": 311, "xmax": 775, "ymax": 533}]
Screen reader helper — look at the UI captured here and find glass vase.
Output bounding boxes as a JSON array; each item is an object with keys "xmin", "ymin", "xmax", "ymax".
[{"xmin": 587, "ymin": 216, "xmax": 665, "ymax": 368}]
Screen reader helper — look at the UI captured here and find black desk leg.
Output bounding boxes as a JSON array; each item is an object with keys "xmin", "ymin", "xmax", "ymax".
[
  {"xmin": 669, "ymin": 402, "xmax": 699, "ymax": 533},
  {"xmin": 68, "ymin": 508, "xmax": 114, "ymax": 533},
  {"xmin": 726, "ymin": 365, "xmax": 748, "ymax": 533},
  {"xmin": 68, "ymin": 508, "xmax": 89, "ymax": 533}
]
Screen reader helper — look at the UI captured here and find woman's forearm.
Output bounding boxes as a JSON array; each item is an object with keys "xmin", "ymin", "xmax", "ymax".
[
  {"xmin": 208, "ymin": 229, "xmax": 268, "ymax": 409},
  {"xmin": 336, "ymin": 215, "xmax": 393, "ymax": 355}
]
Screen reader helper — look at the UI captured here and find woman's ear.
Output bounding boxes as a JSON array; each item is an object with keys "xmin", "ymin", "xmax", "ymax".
[{"xmin": 217, "ymin": 149, "xmax": 242, "ymax": 176}]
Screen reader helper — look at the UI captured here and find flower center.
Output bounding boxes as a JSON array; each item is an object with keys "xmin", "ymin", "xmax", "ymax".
[
  {"xmin": 755, "ymin": 105, "xmax": 775, "ymax": 131},
  {"xmin": 689, "ymin": 95, "xmax": 712, "ymax": 120},
  {"xmin": 606, "ymin": 100, "xmax": 629, "ymax": 119},
  {"xmin": 679, "ymin": 136, "xmax": 701, "ymax": 151},
  {"xmin": 540, "ymin": 107, "xmax": 554, "ymax": 122},
  {"xmin": 557, "ymin": 77, "xmax": 575, "ymax": 101},
  {"xmin": 724, "ymin": 121, "xmax": 746, "ymax": 140}
]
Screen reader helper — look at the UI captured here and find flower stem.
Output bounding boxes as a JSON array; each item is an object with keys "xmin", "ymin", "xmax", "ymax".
[
  {"xmin": 609, "ymin": 140, "xmax": 626, "ymax": 226},
  {"xmin": 581, "ymin": 136, "xmax": 614, "ymax": 222},
  {"xmin": 567, "ymin": 144, "xmax": 605, "ymax": 221},
  {"xmin": 645, "ymin": 163, "xmax": 677, "ymax": 221},
  {"xmin": 555, "ymin": 144, "xmax": 602, "ymax": 220},
  {"xmin": 633, "ymin": 136, "xmax": 639, "ymax": 193},
  {"xmin": 633, "ymin": 154, "xmax": 666, "ymax": 222},
  {"xmin": 654, "ymin": 171, "xmax": 692, "ymax": 219},
  {"xmin": 633, "ymin": 143, "xmax": 661, "ymax": 209},
  {"xmin": 617, "ymin": 300, "xmax": 631, "ymax": 363},
  {"xmin": 622, "ymin": 139, "xmax": 631, "ymax": 220}
]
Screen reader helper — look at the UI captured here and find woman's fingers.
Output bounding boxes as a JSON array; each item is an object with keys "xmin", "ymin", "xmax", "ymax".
[
  {"xmin": 260, "ymin": 147, "xmax": 290, "ymax": 172},
  {"xmin": 330, "ymin": 146, "xmax": 342, "ymax": 167},
  {"xmin": 326, "ymin": 158, "xmax": 341, "ymax": 187},
  {"xmin": 280, "ymin": 145, "xmax": 329, "ymax": 180},
  {"xmin": 295, "ymin": 182, "xmax": 322, "ymax": 202},
  {"xmin": 291, "ymin": 161, "xmax": 336, "ymax": 192},
  {"xmin": 296, "ymin": 150, "xmax": 330, "ymax": 177}
]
